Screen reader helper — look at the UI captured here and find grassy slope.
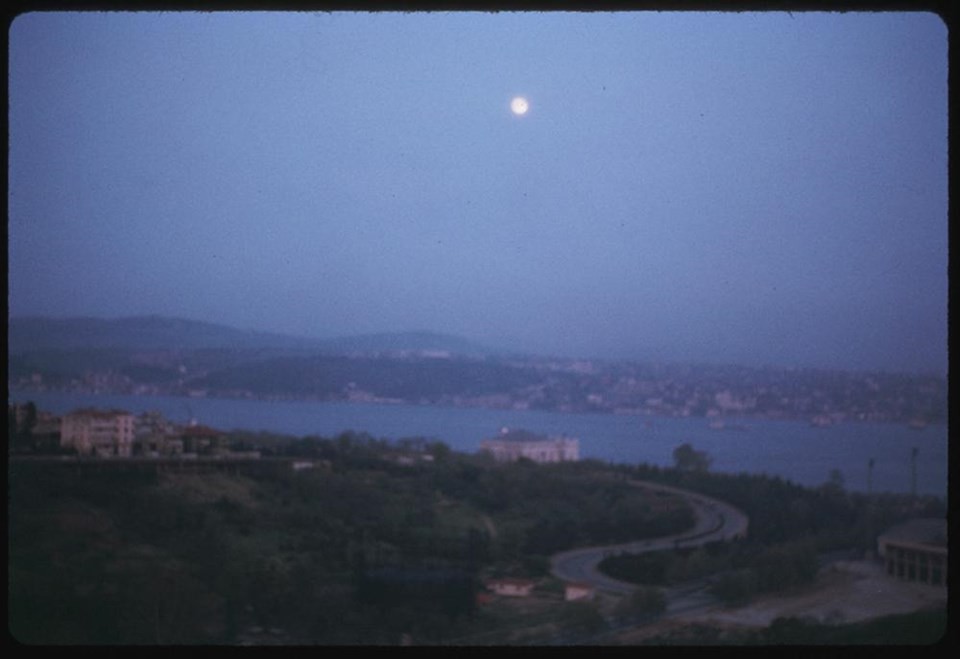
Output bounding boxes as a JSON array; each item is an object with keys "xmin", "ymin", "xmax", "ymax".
[{"xmin": 9, "ymin": 453, "xmax": 696, "ymax": 645}]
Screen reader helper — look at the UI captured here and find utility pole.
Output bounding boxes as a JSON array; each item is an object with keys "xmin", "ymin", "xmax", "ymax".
[
  {"xmin": 864, "ymin": 457, "xmax": 877, "ymax": 561},
  {"xmin": 910, "ymin": 447, "xmax": 919, "ymax": 498}
]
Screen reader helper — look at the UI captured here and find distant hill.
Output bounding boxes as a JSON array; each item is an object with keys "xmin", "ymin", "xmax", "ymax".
[
  {"xmin": 315, "ymin": 331, "xmax": 495, "ymax": 356},
  {"xmin": 7, "ymin": 316, "xmax": 499, "ymax": 357},
  {"xmin": 7, "ymin": 316, "xmax": 316, "ymax": 353}
]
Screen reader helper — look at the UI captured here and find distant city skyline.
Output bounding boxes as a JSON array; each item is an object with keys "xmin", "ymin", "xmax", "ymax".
[{"xmin": 8, "ymin": 12, "xmax": 948, "ymax": 374}]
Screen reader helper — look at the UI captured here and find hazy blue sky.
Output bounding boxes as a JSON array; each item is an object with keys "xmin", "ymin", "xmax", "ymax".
[{"xmin": 8, "ymin": 11, "xmax": 948, "ymax": 373}]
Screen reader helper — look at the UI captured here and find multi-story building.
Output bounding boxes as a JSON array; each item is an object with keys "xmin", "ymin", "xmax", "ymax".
[
  {"xmin": 133, "ymin": 411, "xmax": 183, "ymax": 456},
  {"xmin": 180, "ymin": 424, "xmax": 227, "ymax": 455},
  {"xmin": 479, "ymin": 427, "xmax": 579, "ymax": 464},
  {"xmin": 60, "ymin": 409, "xmax": 135, "ymax": 457}
]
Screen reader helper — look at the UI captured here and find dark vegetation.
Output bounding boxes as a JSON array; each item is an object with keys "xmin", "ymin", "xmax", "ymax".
[
  {"xmin": 8, "ymin": 431, "xmax": 691, "ymax": 645},
  {"xmin": 598, "ymin": 461, "xmax": 946, "ymax": 606},
  {"xmin": 9, "ymin": 427, "xmax": 945, "ymax": 645},
  {"xmin": 638, "ymin": 609, "xmax": 948, "ymax": 646}
]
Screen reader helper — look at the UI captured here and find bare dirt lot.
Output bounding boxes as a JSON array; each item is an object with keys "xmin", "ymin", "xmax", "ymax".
[{"xmin": 619, "ymin": 559, "xmax": 947, "ymax": 642}]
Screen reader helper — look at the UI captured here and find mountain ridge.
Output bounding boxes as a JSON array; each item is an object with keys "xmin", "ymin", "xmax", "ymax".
[{"xmin": 7, "ymin": 315, "xmax": 500, "ymax": 357}]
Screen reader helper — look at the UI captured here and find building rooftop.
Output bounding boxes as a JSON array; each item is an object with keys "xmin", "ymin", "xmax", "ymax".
[
  {"xmin": 66, "ymin": 408, "xmax": 132, "ymax": 419},
  {"xmin": 878, "ymin": 518, "xmax": 947, "ymax": 549},
  {"xmin": 491, "ymin": 427, "xmax": 572, "ymax": 443},
  {"xmin": 180, "ymin": 424, "xmax": 223, "ymax": 437},
  {"xmin": 486, "ymin": 577, "xmax": 536, "ymax": 587}
]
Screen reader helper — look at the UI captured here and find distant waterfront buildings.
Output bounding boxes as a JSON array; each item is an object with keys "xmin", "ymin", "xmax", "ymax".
[
  {"xmin": 479, "ymin": 427, "xmax": 579, "ymax": 464},
  {"xmin": 11, "ymin": 404, "xmax": 236, "ymax": 459}
]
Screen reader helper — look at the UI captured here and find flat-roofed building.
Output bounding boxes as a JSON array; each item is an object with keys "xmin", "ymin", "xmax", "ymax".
[
  {"xmin": 60, "ymin": 409, "xmax": 135, "ymax": 457},
  {"xmin": 479, "ymin": 427, "xmax": 579, "ymax": 464},
  {"xmin": 180, "ymin": 424, "xmax": 227, "ymax": 455},
  {"xmin": 134, "ymin": 411, "xmax": 184, "ymax": 457},
  {"xmin": 564, "ymin": 582, "xmax": 595, "ymax": 602},
  {"xmin": 486, "ymin": 577, "xmax": 536, "ymax": 597},
  {"xmin": 877, "ymin": 518, "xmax": 947, "ymax": 587}
]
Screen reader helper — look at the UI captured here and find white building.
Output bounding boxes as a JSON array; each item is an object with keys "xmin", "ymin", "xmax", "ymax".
[
  {"xmin": 60, "ymin": 409, "xmax": 135, "ymax": 457},
  {"xmin": 486, "ymin": 578, "xmax": 536, "ymax": 597},
  {"xmin": 564, "ymin": 582, "xmax": 595, "ymax": 602},
  {"xmin": 479, "ymin": 427, "xmax": 579, "ymax": 464}
]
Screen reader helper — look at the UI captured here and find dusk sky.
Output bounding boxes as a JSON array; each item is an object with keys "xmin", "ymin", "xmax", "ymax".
[{"xmin": 8, "ymin": 12, "xmax": 948, "ymax": 373}]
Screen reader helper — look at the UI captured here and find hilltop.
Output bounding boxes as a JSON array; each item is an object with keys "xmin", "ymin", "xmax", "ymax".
[
  {"xmin": 7, "ymin": 316, "xmax": 947, "ymax": 425},
  {"xmin": 8, "ymin": 316, "xmax": 498, "ymax": 357}
]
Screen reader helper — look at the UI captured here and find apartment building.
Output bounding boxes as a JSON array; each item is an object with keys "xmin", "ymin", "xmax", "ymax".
[{"xmin": 60, "ymin": 409, "xmax": 135, "ymax": 457}]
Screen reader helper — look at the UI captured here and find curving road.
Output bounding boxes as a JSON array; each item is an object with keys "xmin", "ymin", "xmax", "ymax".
[{"xmin": 550, "ymin": 480, "xmax": 749, "ymax": 595}]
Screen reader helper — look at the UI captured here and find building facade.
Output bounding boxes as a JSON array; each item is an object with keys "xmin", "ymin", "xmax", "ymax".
[
  {"xmin": 877, "ymin": 518, "xmax": 947, "ymax": 587},
  {"xmin": 133, "ymin": 411, "xmax": 184, "ymax": 456},
  {"xmin": 486, "ymin": 578, "xmax": 536, "ymax": 597},
  {"xmin": 60, "ymin": 409, "xmax": 136, "ymax": 457},
  {"xmin": 479, "ymin": 427, "xmax": 579, "ymax": 464},
  {"xmin": 564, "ymin": 582, "xmax": 595, "ymax": 602}
]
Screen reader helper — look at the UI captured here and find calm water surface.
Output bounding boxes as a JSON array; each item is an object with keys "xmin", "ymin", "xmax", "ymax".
[{"xmin": 11, "ymin": 390, "xmax": 947, "ymax": 498}]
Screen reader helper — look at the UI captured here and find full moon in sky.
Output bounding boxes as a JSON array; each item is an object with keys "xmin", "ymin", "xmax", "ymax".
[{"xmin": 510, "ymin": 96, "xmax": 529, "ymax": 115}]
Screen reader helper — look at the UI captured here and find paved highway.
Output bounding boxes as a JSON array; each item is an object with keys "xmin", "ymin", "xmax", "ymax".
[{"xmin": 550, "ymin": 480, "xmax": 749, "ymax": 595}]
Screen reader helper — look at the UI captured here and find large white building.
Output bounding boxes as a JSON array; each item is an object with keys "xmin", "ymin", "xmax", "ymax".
[
  {"xmin": 60, "ymin": 409, "xmax": 135, "ymax": 457},
  {"xmin": 479, "ymin": 427, "xmax": 579, "ymax": 464}
]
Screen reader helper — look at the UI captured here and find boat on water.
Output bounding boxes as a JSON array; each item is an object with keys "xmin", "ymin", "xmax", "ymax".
[
  {"xmin": 810, "ymin": 415, "xmax": 835, "ymax": 428},
  {"xmin": 709, "ymin": 419, "xmax": 750, "ymax": 431}
]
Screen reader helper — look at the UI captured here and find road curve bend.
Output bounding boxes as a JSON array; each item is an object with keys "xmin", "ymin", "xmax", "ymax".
[{"xmin": 550, "ymin": 480, "xmax": 749, "ymax": 595}]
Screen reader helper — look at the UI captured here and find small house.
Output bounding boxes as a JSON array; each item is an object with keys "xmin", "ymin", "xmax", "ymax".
[
  {"xmin": 564, "ymin": 582, "xmax": 595, "ymax": 602},
  {"xmin": 486, "ymin": 577, "xmax": 536, "ymax": 598}
]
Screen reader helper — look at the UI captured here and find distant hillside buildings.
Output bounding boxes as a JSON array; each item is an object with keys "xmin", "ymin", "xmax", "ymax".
[
  {"xmin": 9, "ymin": 403, "xmax": 232, "ymax": 459},
  {"xmin": 479, "ymin": 427, "xmax": 579, "ymax": 464}
]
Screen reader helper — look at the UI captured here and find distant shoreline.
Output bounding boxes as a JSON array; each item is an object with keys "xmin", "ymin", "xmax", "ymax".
[{"xmin": 8, "ymin": 385, "xmax": 945, "ymax": 430}]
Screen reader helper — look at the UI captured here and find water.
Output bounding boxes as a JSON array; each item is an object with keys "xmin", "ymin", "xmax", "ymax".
[{"xmin": 10, "ymin": 390, "xmax": 948, "ymax": 498}]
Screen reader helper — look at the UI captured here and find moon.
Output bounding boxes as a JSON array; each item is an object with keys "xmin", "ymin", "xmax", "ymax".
[{"xmin": 510, "ymin": 96, "xmax": 529, "ymax": 116}]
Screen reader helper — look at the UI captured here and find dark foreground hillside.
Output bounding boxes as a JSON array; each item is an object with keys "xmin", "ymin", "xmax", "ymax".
[
  {"xmin": 8, "ymin": 435, "xmax": 692, "ymax": 645},
  {"xmin": 8, "ymin": 431, "xmax": 946, "ymax": 645}
]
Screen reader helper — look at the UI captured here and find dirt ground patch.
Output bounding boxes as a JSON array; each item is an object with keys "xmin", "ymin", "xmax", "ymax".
[
  {"xmin": 619, "ymin": 560, "xmax": 946, "ymax": 642},
  {"xmin": 679, "ymin": 560, "xmax": 946, "ymax": 628}
]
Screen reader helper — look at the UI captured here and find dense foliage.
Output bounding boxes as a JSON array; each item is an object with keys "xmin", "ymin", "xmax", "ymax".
[
  {"xmin": 597, "ymin": 461, "xmax": 945, "ymax": 606},
  {"xmin": 8, "ymin": 433, "xmax": 692, "ymax": 645},
  {"xmin": 9, "ymin": 431, "xmax": 944, "ymax": 644},
  {"xmin": 637, "ymin": 609, "xmax": 948, "ymax": 646}
]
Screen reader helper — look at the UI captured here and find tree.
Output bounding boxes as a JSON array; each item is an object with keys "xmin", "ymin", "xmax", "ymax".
[
  {"xmin": 10, "ymin": 402, "xmax": 38, "ymax": 454},
  {"xmin": 821, "ymin": 468, "xmax": 845, "ymax": 496},
  {"xmin": 673, "ymin": 443, "xmax": 712, "ymax": 473},
  {"xmin": 559, "ymin": 601, "xmax": 607, "ymax": 639},
  {"xmin": 427, "ymin": 440, "xmax": 451, "ymax": 462},
  {"xmin": 710, "ymin": 568, "xmax": 758, "ymax": 605},
  {"xmin": 614, "ymin": 586, "xmax": 667, "ymax": 622}
]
